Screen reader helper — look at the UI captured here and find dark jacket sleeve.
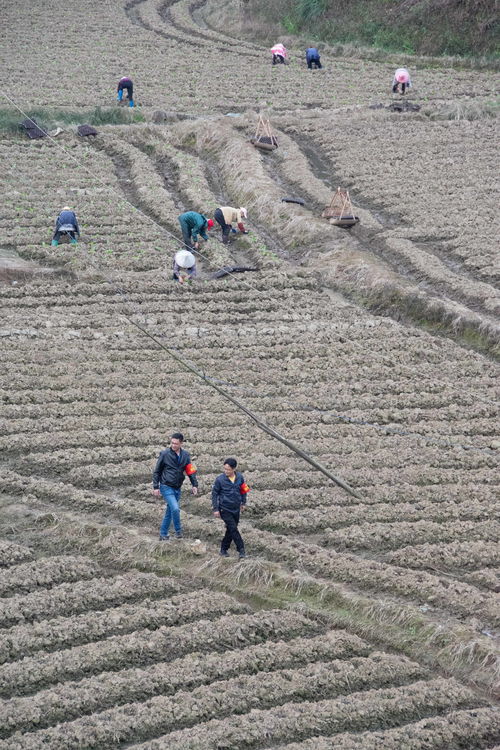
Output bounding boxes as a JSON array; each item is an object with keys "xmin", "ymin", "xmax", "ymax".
[
  {"xmin": 211, "ymin": 476, "xmax": 221, "ymax": 511},
  {"xmin": 152, "ymin": 452, "xmax": 164, "ymax": 489}
]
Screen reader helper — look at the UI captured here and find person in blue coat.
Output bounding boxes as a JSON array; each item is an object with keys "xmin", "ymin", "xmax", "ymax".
[
  {"xmin": 51, "ymin": 207, "xmax": 80, "ymax": 246},
  {"xmin": 178, "ymin": 211, "xmax": 214, "ymax": 249},
  {"xmin": 306, "ymin": 47, "xmax": 322, "ymax": 69},
  {"xmin": 212, "ymin": 458, "xmax": 250, "ymax": 559}
]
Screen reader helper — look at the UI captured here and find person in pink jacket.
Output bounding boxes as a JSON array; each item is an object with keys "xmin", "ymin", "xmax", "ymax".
[
  {"xmin": 271, "ymin": 43, "xmax": 288, "ymax": 65},
  {"xmin": 392, "ymin": 68, "xmax": 412, "ymax": 94}
]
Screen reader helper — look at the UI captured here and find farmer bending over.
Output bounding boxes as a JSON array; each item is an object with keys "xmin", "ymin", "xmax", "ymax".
[
  {"xmin": 153, "ymin": 432, "xmax": 198, "ymax": 540},
  {"xmin": 51, "ymin": 207, "xmax": 80, "ymax": 246},
  {"xmin": 178, "ymin": 210, "xmax": 214, "ymax": 250},
  {"xmin": 306, "ymin": 47, "xmax": 322, "ymax": 69},
  {"xmin": 173, "ymin": 249, "xmax": 196, "ymax": 283},
  {"xmin": 392, "ymin": 68, "xmax": 411, "ymax": 94},
  {"xmin": 213, "ymin": 206, "xmax": 248, "ymax": 244},
  {"xmin": 271, "ymin": 43, "xmax": 288, "ymax": 65},
  {"xmin": 212, "ymin": 457, "xmax": 250, "ymax": 559},
  {"xmin": 117, "ymin": 76, "xmax": 134, "ymax": 106}
]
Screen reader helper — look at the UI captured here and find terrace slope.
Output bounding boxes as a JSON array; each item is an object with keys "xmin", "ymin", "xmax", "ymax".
[{"xmin": 0, "ymin": 0, "xmax": 499, "ymax": 747}]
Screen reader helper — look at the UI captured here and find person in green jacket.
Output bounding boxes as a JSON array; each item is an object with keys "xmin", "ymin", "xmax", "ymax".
[{"xmin": 178, "ymin": 211, "xmax": 214, "ymax": 249}]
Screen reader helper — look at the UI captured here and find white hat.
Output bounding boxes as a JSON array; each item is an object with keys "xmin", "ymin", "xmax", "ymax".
[
  {"xmin": 240, "ymin": 207, "xmax": 247, "ymax": 219},
  {"xmin": 63, "ymin": 206, "xmax": 71, "ymax": 211},
  {"xmin": 175, "ymin": 249, "xmax": 196, "ymax": 268}
]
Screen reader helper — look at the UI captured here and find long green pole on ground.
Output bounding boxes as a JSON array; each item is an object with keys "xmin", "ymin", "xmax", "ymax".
[{"xmin": 127, "ymin": 315, "xmax": 362, "ymax": 500}]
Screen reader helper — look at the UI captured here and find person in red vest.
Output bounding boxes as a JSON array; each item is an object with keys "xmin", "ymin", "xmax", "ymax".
[{"xmin": 212, "ymin": 458, "xmax": 250, "ymax": 559}]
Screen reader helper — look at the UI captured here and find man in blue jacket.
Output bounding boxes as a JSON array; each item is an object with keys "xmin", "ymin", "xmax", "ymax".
[
  {"xmin": 212, "ymin": 458, "xmax": 250, "ymax": 559},
  {"xmin": 152, "ymin": 433, "xmax": 198, "ymax": 540},
  {"xmin": 51, "ymin": 207, "xmax": 80, "ymax": 246},
  {"xmin": 306, "ymin": 47, "xmax": 322, "ymax": 69}
]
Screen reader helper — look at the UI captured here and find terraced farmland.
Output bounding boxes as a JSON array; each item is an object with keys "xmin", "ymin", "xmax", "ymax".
[{"xmin": 0, "ymin": 0, "xmax": 499, "ymax": 747}]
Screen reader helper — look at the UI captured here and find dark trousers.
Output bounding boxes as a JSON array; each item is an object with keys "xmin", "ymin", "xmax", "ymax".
[
  {"xmin": 214, "ymin": 208, "xmax": 230, "ymax": 243},
  {"xmin": 272, "ymin": 54, "xmax": 285, "ymax": 65},
  {"xmin": 52, "ymin": 228, "xmax": 77, "ymax": 241},
  {"xmin": 220, "ymin": 508, "xmax": 244, "ymax": 554},
  {"xmin": 392, "ymin": 82, "xmax": 407, "ymax": 94},
  {"xmin": 178, "ymin": 218, "xmax": 193, "ymax": 248},
  {"xmin": 307, "ymin": 58, "xmax": 322, "ymax": 69},
  {"xmin": 118, "ymin": 82, "xmax": 133, "ymax": 99}
]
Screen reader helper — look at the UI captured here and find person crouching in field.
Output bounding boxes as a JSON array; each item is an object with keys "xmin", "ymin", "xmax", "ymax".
[
  {"xmin": 213, "ymin": 206, "xmax": 248, "ymax": 244},
  {"xmin": 51, "ymin": 207, "xmax": 80, "ymax": 246},
  {"xmin": 178, "ymin": 211, "xmax": 214, "ymax": 250},
  {"xmin": 152, "ymin": 432, "xmax": 198, "ymax": 540},
  {"xmin": 392, "ymin": 68, "xmax": 411, "ymax": 94},
  {"xmin": 212, "ymin": 458, "xmax": 250, "ymax": 559},
  {"xmin": 117, "ymin": 76, "xmax": 134, "ymax": 106},
  {"xmin": 271, "ymin": 43, "xmax": 288, "ymax": 65},
  {"xmin": 306, "ymin": 47, "xmax": 322, "ymax": 69},
  {"xmin": 173, "ymin": 249, "xmax": 196, "ymax": 283}
]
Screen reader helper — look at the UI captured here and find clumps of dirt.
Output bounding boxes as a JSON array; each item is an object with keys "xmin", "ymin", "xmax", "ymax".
[
  {"xmin": 0, "ymin": 630, "xmax": 370, "ymax": 737},
  {"xmin": 0, "ymin": 540, "xmax": 33, "ymax": 567}
]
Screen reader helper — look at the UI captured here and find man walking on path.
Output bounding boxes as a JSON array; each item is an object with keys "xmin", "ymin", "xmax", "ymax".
[
  {"xmin": 153, "ymin": 433, "xmax": 198, "ymax": 540},
  {"xmin": 178, "ymin": 211, "xmax": 214, "ymax": 249},
  {"xmin": 212, "ymin": 458, "xmax": 250, "ymax": 558}
]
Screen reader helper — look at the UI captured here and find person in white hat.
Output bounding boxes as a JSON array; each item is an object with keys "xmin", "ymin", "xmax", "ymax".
[
  {"xmin": 213, "ymin": 207, "xmax": 248, "ymax": 245},
  {"xmin": 173, "ymin": 248, "xmax": 196, "ymax": 284}
]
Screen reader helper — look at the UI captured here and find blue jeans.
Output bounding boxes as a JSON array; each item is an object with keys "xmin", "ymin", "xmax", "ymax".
[{"xmin": 159, "ymin": 485, "xmax": 182, "ymax": 536}]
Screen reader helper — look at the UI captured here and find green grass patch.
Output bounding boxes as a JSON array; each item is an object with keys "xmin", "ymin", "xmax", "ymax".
[{"xmin": 0, "ymin": 106, "xmax": 144, "ymax": 135}]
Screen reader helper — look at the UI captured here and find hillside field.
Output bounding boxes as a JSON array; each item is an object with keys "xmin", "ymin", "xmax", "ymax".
[{"xmin": 0, "ymin": 0, "xmax": 499, "ymax": 748}]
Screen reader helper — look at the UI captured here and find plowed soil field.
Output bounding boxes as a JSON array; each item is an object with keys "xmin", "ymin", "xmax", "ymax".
[{"xmin": 0, "ymin": 0, "xmax": 499, "ymax": 748}]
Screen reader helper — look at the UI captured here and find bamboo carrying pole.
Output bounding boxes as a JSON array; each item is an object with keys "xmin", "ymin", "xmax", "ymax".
[{"xmin": 128, "ymin": 316, "xmax": 362, "ymax": 500}]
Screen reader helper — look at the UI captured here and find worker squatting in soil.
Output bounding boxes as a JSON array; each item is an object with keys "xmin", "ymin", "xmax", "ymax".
[
  {"xmin": 51, "ymin": 207, "xmax": 80, "ymax": 246},
  {"xmin": 152, "ymin": 434, "xmax": 250, "ymax": 558},
  {"xmin": 117, "ymin": 76, "xmax": 134, "ymax": 107}
]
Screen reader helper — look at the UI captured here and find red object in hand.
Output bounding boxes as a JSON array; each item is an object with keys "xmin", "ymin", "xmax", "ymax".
[
  {"xmin": 185, "ymin": 463, "xmax": 197, "ymax": 476},
  {"xmin": 240, "ymin": 482, "xmax": 250, "ymax": 495}
]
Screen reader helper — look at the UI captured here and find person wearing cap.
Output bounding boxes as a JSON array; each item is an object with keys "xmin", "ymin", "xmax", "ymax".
[
  {"xmin": 177, "ymin": 211, "xmax": 214, "ymax": 250},
  {"xmin": 213, "ymin": 206, "xmax": 248, "ymax": 245},
  {"xmin": 173, "ymin": 249, "xmax": 196, "ymax": 284},
  {"xmin": 392, "ymin": 68, "xmax": 412, "ymax": 94},
  {"xmin": 51, "ymin": 207, "xmax": 80, "ymax": 246},
  {"xmin": 152, "ymin": 432, "xmax": 198, "ymax": 540},
  {"xmin": 271, "ymin": 43, "xmax": 288, "ymax": 65},
  {"xmin": 212, "ymin": 457, "xmax": 250, "ymax": 559},
  {"xmin": 306, "ymin": 47, "xmax": 322, "ymax": 69},
  {"xmin": 117, "ymin": 76, "xmax": 134, "ymax": 107}
]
